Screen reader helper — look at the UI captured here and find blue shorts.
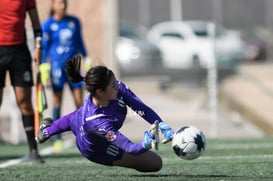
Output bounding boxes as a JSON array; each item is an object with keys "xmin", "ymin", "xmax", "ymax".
[{"xmin": 50, "ymin": 62, "xmax": 83, "ymax": 91}]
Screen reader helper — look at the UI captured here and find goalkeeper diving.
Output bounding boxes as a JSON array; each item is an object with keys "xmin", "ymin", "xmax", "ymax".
[{"xmin": 36, "ymin": 55, "xmax": 175, "ymax": 172}]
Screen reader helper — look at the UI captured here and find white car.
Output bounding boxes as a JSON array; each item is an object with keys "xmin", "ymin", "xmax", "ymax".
[
  {"xmin": 116, "ymin": 22, "xmax": 163, "ymax": 74},
  {"xmin": 147, "ymin": 21, "xmax": 247, "ymax": 70}
]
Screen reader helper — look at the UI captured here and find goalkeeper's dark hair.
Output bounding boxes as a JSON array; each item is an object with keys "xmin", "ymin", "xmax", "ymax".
[{"xmin": 65, "ymin": 55, "xmax": 114, "ymax": 95}]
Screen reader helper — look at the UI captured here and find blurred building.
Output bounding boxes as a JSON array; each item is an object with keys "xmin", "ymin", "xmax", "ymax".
[{"xmin": 119, "ymin": 0, "xmax": 270, "ymax": 31}]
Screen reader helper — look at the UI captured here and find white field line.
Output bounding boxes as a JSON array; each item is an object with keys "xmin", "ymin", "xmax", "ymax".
[
  {"xmin": 40, "ymin": 139, "xmax": 74, "ymax": 156},
  {"xmin": 0, "ymin": 139, "xmax": 74, "ymax": 169},
  {"xmin": 0, "ymin": 158, "xmax": 23, "ymax": 168}
]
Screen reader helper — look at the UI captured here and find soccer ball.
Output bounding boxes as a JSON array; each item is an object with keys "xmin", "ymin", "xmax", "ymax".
[{"xmin": 172, "ymin": 126, "xmax": 206, "ymax": 160}]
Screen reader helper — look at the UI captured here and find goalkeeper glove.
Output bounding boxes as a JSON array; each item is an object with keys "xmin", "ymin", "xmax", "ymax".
[
  {"xmin": 159, "ymin": 122, "xmax": 175, "ymax": 144},
  {"xmin": 142, "ymin": 131, "xmax": 157, "ymax": 149},
  {"xmin": 149, "ymin": 121, "xmax": 159, "ymax": 150},
  {"xmin": 39, "ymin": 63, "xmax": 50, "ymax": 86}
]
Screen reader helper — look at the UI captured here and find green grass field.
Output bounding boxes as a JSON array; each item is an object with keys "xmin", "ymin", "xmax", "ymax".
[{"xmin": 1, "ymin": 137, "xmax": 273, "ymax": 181}]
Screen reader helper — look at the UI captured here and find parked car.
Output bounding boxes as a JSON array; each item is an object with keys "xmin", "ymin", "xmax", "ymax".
[
  {"xmin": 115, "ymin": 22, "xmax": 163, "ymax": 74},
  {"xmin": 147, "ymin": 20, "xmax": 247, "ymax": 70},
  {"xmin": 243, "ymin": 31, "xmax": 267, "ymax": 62}
]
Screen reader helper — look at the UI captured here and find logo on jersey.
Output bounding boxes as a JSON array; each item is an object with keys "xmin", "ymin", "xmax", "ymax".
[
  {"xmin": 98, "ymin": 126, "xmax": 106, "ymax": 133},
  {"xmin": 68, "ymin": 21, "xmax": 75, "ymax": 29},
  {"xmin": 59, "ymin": 29, "xmax": 72, "ymax": 45},
  {"xmin": 117, "ymin": 97, "xmax": 125, "ymax": 108},
  {"xmin": 105, "ymin": 131, "xmax": 117, "ymax": 141},
  {"xmin": 51, "ymin": 23, "xmax": 59, "ymax": 31}
]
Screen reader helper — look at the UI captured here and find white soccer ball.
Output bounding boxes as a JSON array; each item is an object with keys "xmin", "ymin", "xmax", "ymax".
[{"xmin": 172, "ymin": 126, "xmax": 206, "ymax": 160}]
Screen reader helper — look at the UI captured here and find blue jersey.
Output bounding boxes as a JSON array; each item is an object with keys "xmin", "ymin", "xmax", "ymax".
[
  {"xmin": 49, "ymin": 81, "xmax": 163, "ymax": 165},
  {"xmin": 41, "ymin": 15, "xmax": 87, "ymax": 90},
  {"xmin": 41, "ymin": 15, "xmax": 87, "ymax": 66}
]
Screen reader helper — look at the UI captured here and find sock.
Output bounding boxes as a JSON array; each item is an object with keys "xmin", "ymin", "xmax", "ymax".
[
  {"xmin": 53, "ymin": 107, "xmax": 61, "ymax": 141},
  {"xmin": 22, "ymin": 114, "xmax": 37, "ymax": 152}
]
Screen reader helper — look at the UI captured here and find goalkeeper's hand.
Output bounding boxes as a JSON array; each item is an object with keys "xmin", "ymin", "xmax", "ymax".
[
  {"xmin": 159, "ymin": 122, "xmax": 175, "ymax": 144},
  {"xmin": 39, "ymin": 63, "xmax": 50, "ymax": 86},
  {"xmin": 142, "ymin": 131, "xmax": 157, "ymax": 150},
  {"xmin": 84, "ymin": 56, "xmax": 92, "ymax": 71}
]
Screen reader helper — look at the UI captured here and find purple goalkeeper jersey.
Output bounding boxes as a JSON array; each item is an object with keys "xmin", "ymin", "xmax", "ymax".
[{"xmin": 47, "ymin": 80, "xmax": 163, "ymax": 164}]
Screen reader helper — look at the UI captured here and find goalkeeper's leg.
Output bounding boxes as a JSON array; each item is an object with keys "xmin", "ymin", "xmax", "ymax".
[{"xmin": 113, "ymin": 150, "xmax": 162, "ymax": 172}]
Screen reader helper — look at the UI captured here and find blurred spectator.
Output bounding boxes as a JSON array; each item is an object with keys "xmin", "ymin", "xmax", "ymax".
[{"xmin": 41, "ymin": 0, "xmax": 90, "ymax": 152}]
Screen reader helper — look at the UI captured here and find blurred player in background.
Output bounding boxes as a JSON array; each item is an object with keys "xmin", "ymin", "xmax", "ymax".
[
  {"xmin": 36, "ymin": 55, "xmax": 175, "ymax": 172},
  {"xmin": 40, "ymin": 0, "xmax": 91, "ymax": 152},
  {"xmin": 0, "ymin": 0, "xmax": 43, "ymax": 163}
]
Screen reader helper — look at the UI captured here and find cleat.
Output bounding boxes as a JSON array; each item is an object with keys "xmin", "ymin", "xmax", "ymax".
[
  {"xmin": 149, "ymin": 121, "xmax": 159, "ymax": 150},
  {"xmin": 35, "ymin": 117, "xmax": 53, "ymax": 143},
  {"xmin": 26, "ymin": 150, "xmax": 44, "ymax": 164}
]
